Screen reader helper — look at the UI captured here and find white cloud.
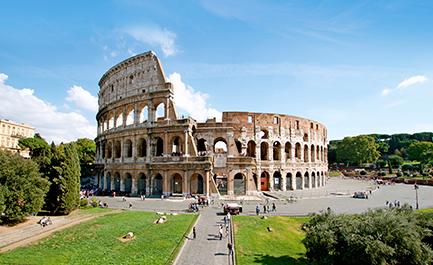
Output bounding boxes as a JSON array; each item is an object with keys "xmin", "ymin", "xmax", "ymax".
[
  {"xmin": 123, "ymin": 26, "xmax": 177, "ymax": 57},
  {"xmin": 0, "ymin": 73, "xmax": 96, "ymax": 143},
  {"xmin": 397, "ymin": 75, "xmax": 428, "ymax": 89},
  {"xmin": 381, "ymin": 87, "xmax": 392, "ymax": 96},
  {"xmin": 168, "ymin": 72, "xmax": 222, "ymax": 122},
  {"xmin": 66, "ymin": 85, "xmax": 98, "ymax": 112}
]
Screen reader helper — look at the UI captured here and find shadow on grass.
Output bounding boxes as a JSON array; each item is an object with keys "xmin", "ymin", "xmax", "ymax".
[{"xmin": 252, "ymin": 254, "xmax": 308, "ymax": 265}]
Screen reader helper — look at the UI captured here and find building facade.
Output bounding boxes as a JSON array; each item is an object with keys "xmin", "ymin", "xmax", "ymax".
[
  {"xmin": 0, "ymin": 119, "xmax": 35, "ymax": 158},
  {"xmin": 95, "ymin": 52, "xmax": 328, "ymax": 197}
]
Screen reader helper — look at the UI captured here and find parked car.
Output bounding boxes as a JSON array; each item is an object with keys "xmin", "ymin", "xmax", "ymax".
[
  {"xmin": 353, "ymin": 191, "xmax": 369, "ymax": 199},
  {"xmin": 223, "ymin": 203, "xmax": 243, "ymax": 215}
]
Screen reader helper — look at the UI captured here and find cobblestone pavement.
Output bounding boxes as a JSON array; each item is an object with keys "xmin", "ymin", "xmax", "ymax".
[{"xmin": 174, "ymin": 206, "xmax": 232, "ymax": 265}]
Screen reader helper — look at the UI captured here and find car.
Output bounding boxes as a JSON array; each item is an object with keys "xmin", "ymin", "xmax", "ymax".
[
  {"xmin": 223, "ymin": 203, "xmax": 243, "ymax": 215},
  {"xmin": 353, "ymin": 191, "xmax": 369, "ymax": 199}
]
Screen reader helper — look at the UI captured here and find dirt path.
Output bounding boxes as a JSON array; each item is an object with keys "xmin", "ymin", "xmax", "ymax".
[{"xmin": 0, "ymin": 209, "xmax": 119, "ymax": 253}]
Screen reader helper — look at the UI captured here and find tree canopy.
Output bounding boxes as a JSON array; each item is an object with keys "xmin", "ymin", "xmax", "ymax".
[{"xmin": 336, "ymin": 135, "xmax": 380, "ymax": 165}]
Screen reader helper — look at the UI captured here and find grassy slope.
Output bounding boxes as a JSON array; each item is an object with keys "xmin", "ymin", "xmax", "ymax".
[
  {"xmin": 0, "ymin": 211, "xmax": 196, "ymax": 265},
  {"xmin": 234, "ymin": 216, "xmax": 308, "ymax": 265}
]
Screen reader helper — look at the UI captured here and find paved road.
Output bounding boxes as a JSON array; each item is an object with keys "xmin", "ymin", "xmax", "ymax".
[{"xmin": 175, "ymin": 206, "xmax": 232, "ymax": 265}]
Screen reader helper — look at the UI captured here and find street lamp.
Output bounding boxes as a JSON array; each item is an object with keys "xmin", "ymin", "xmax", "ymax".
[{"xmin": 414, "ymin": 184, "xmax": 419, "ymax": 210}]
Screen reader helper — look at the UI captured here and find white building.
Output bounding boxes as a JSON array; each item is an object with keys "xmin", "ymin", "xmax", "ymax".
[{"xmin": 0, "ymin": 119, "xmax": 35, "ymax": 158}]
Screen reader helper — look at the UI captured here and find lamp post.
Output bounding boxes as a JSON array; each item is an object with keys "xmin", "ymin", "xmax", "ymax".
[{"xmin": 414, "ymin": 184, "xmax": 419, "ymax": 210}]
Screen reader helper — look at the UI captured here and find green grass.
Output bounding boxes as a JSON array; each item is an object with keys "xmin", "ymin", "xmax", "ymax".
[
  {"xmin": 329, "ymin": 170, "xmax": 342, "ymax": 177},
  {"xmin": 234, "ymin": 216, "xmax": 308, "ymax": 265},
  {"xmin": 418, "ymin": 208, "xmax": 433, "ymax": 213},
  {"xmin": 0, "ymin": 211, "xmax": 197, "ymax": 265}
]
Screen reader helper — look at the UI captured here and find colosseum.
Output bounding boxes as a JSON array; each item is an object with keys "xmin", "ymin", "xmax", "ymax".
[{"xmin": 95, "ymin": 51, "xmax": 328, "ymax": 198}]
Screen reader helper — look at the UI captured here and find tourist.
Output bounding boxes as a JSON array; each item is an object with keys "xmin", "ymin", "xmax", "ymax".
[
  {"xmin": 225, "ymin": 224, "xmax": 229, "ymax": 236},
  {"xmin": 129, "ymin": 202, "xmax": 133, "ymax": 209},
  {"xmin": 193, "ymin": 226, "xmax": 196, "ymax": 239},
  {"xmin": 263, "ymin": 205, "xmax": 267, "ymax": 214},
  {"xmin": 122, "ymin": 196, "xmax": 126, "ymax": 202},
  {"xmin": 227, "ymin": 242, "xmax": 233, "ymax": 256},
  {"xmin": 219, "ymin": 227, "xmax": 223, "ymax": 240},
  {"xmin": 272, "ymin": 203, "xmax": 276, "ymax": 212},
  {"xmin": 227, "ymin": 212, "xmax": 231, "ymax": 223},
  {"xmin": 224, "ymin": 216, "xmax": 227, "ymax": 225},
  {"xmin": 256, "ymin": 205, "xmax": 260, "ymax": 215}
]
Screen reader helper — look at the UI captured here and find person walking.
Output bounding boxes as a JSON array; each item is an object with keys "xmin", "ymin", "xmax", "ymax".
[
  {"xmin": 256, "ymin": 205, "xmax": 260, "ymax": 215},
  {"xmin": 272, "ymin": 202, "xmax": 276, "ymax": 212},
  {"xmin": 263, "ymin": 205, "xmax": 267, "ymax": 214},
  {"xmin": 227, "ymin": 242, "xmax": 233, "ymax": 256},
  {"xmin": 192, "ymin": 226, "xmax": 196, "ymax": 239}
]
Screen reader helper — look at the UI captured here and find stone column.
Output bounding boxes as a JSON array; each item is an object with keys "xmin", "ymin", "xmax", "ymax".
[
  {"xmin": 163, "ymin": 171, "xmax": 169, "ymax": 196},
  {"xmin": 291, "ymin": 173, "xmax": 296, "ymax": 191},
  {"xmin": 131, "ymin": 176, "xmax": 137, "ymax": 196},
  {"xmin": 291, "ymin": 145, "xmax": 295, "ymax": 162},
  {"xmin": 227, "ymin": 132, "xmax": 234, "ymax": 157},
  {"xmin": 281, "ymin": 170, "xmax": 287, "ymax": 191},
  {"xmin": 146, "ymin": 138, "xmax": 151, "ymax": 161},
  {"xmin": 134, "ymin": 103, "xmax": 140, "ymax": 125},
  {"xmin": 308, "ymin": 173, "xmax": 312, "ymax": 189},
  {"xmin": 184, "ymin": 129, "xmax": 189, "ymax": 157},
  {"xmin": 122, "ymin": 108, "xmax": 127, "ymax": 128},
  {"xmin": 256, "ymin": 169, "xmax": 262, "ymax": 192},
  {"xmin": 280, "ymin": 145, "xmax": 285, "ymax": 163},
  {"xmin": 227, "ymin": 173, "xmax": 234, "ymax": 196},
  {"xmin": 148, "ymin": 101, "xmax": 154, "ymax": 123},
  {"xmin": 183, "ymin": 171, "xmax": 189, "ymax": 196},
  {"xmin": 205, "ymin": 170, "xmax": 210, "ymax": 195},
  {"xmin": 269, "ymin": 171, "xmax": 274, "ymax": 191}
]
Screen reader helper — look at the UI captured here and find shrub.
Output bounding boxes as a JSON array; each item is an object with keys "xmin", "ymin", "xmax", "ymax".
[
  {"xmin": 80, "ymin": 198, "xmax": 88, "ymax": 207},
  {"xmin": 396, "ymin": 172, "xmax": 403, "ymax": 177},
  {"xmin": 90, "ymin": 197, "xmax": 98, "ymax": 207}
]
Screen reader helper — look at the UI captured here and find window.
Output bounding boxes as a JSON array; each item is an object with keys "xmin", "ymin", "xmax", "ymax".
[
  {"xmin": 316, "ymin": 124, "xmax": 319, "ymax": 130},
  {"xmin": 296, "ymin": 120, "xmax": 300, "ymax": 130},
  {"xmin": 274, "ymin": 117, "xmax": 279, "ymax": 124},
  {"xmin": 248, "ymin": 115, "xmax": 253, "ymax": 123},
  {"xmin": 310, "ymin": 122, "xmax": 313, "ymax": 129}
]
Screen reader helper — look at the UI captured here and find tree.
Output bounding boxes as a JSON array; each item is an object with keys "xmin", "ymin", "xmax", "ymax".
[
  {"xmin": 18, "ymin": 133, "xmax": 50, "ymax": 157},
  {"xmin": 407, "ymin": 142, "xmax": 433, "ymax": 163},
  {"xmin": 303, "ymin": 207, "xmax": 433, "ymax": 265},
  {"xmin": 336, "ymin": 135, "xmax": 380, "ymax": 166},
  {"xmin": 72, "ymin": 138, "xmax": 96, "ymax": 182},
  {"xmin": 388, "ymin": 154, "xmax": 404, "ymax": 168},
  {"xmin": 45, "ymin": 143, "xmax": 80, "ymax": 214},
  {"xmin": 0, "ymin": 150, "xmax": 49, "ymax": 224}
]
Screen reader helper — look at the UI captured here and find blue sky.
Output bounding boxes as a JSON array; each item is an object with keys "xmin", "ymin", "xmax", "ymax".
[{"xmin": 1, "ymin": 0, "xmax": 432, "ymax": 142}]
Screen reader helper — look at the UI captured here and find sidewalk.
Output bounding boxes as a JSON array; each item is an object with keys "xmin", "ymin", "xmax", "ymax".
[{"xmin": 175, "ymin": 206, "xmax": 232, "ymax": 265}]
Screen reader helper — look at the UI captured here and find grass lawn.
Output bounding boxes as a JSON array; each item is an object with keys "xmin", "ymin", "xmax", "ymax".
[
  {"xmin": 329, "ymin": 170, "xmax": 342, "ymax": 177},
  {"xmin": 0, "ymin": 211, "xmax": 197, "ymax": 265},
  {"xmin": 418, "ymin": 208, "xmax": 433, "ymax": 213},
  {"xmin": 234, "ymin": 216, "xmax": 308, "ymax": 265}
]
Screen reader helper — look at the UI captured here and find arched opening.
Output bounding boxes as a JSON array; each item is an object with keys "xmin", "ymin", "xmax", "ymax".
[
  {"xmin": 286, "ymin": 172, "xmax": 293, "ymax": 190},
  {"xmin": 171, "ymin": 136, "xmax": 182, "ymax": 155},
  {"xmin": 273, "ymin": 171, "xmax": 282, "ymax": 190},
  {"xmin": 310, "ymin": 145, "xmax": 315, "ymax": 162},
  {"xmin": 295, "ymin": 143, "xmax": 301, "ymax": 160},
  {"xmin": 114, "ymin": 141, "xmax": 121, "ymax": 158},
  {"xmin": 311, "ymin": 172, "xmax": 316, "ymax": 188},
  {"xmin": 234, "ymin": 173, "xmax": 246, "ymax": 195},
  {"xmin": 138, "ymin": 173, "xmax": 146, "ymax": 195},
  {"xmin": 191, "ymin": 174, "xmax": 204, "ymax": 194},
  {"xmin": 114, "ymin": 172, "xmax": 121, "ymax": 192},
  {"xmin": 155, "ymin": 137, "xmax": 164, "ymax": 156},
  {"xmin": 137, "ymin": 138, "xmax": 147, "ymax": 157},
  {"xmin": 124, "ymin": 139, "xmax": 132, "ymax": 158},
  {"xmin": 259, "ymin": 129, "xmax": 269, "ymax": 139},
  {"xmin": 321, "ymin": 147, "xmax": 325, "ymax": 161},
  {"xmin": 285, "ymin": 142, "xmax": 292, "ymax": 161},
  {"xmin": 317, "ymin": 171, "xmax": 321, "ymax": 187},
  {"xmin": 101, "ymin": 142, "xmax": 106, "ymax": 159},
  {"xmin": 215, "ymin": 173, "xmax": 228, "ymax": 195},
  {"xmin": 126, "ymin": 109, "xmax": 134, "ymax": 126},
  {"xmin": 125, "ymin": 173, "xmax": 132, "ymax": 194},
  {"xmin": 172, "ymin": 173, "xmax": 183, "ymax": 194},
  {"xmin": 304, "ymin": 145, "xmax": 309, "ymax": 162},
  {"xmin": 139, "ymin": 106, "xmax": 148, "ymax": 123},
  {"xmin": 156, "ymin": 103, "xmax": 165, "ymax": 120},
  {"xmin": 303, "ymin": 133, "xmax": 309, "ymax": 142},
  {"xmin": 116, "ymin": 113, "xmax": 123, "ymax": 127},
  {"xmin": 261, "ymin": 171, "xmax": 270, "ymax": 191},
  {"xmin": 214, "ymin": 138, "xmax": 227, "ymax": 154},
  {"xmin": 304, "ymin": 172, "xmax": 309, "ymax": 189},
  {"xmin": 107, "ymin": 142, "xmax": 112, "ymax": 159},
  {"xmin": 296, "ymin": 172, "xmax": 302, "ymax": 190},
  {"xmin": 152, "ymin": 174, "xmax": 163, "ymax": 196},
  {"xmin": 197, "ymin": 138, "xmax": 207, "ymax": 156},
  {"xmin": 247, "ymin": 140, "xmax": 256, "ymax": 158},
  {"xmin": 106, "ymin": 173, "xmax": 111, "ymax": 191},
  {"xmin": 108, "ymin": 116, "xmax": 114, "ymax": 129},
  {"xmin": 273, "ymin": 141, "xmax": 281, "ymax": 161},
  {"xmin": 253, "ymin": 173, "xmax": 258, "ymax": 190},
  {"xmin": 316, "ymin": 146, "xmax": 320, "ymax": 161},
  {"xmin": 235, "ymin": 140, "xmax": 242, "ymax": 155},
  {"xmin": 260, "ymin": 142, "xmax": 269, "ymax": 160}
]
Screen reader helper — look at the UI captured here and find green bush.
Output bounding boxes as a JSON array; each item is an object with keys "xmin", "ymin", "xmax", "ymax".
[
  {"xmin": 396, "ymin": 172, "xmax": 403, "ymax": 177},
  {"xmin": 90, "ymin": 197, "xmax": 98, "ymax": 207},
  {"xmin": 79, "ymin": 198, "xmax": 88, "ymax": 207},
  {"xmin": 303, "ymin": 207, "xmax": 433, "ymax": 265}
]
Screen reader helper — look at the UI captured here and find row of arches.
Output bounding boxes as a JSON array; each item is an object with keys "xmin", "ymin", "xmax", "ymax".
[{"xmin": 259, "ymin": 171, "xmax": 327, "ymax": 191}]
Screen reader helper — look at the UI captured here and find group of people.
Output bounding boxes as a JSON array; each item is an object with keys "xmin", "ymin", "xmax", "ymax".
[
  {"xmin": 256, "ymin": 202, "xmax": 277, "ymax": 215},
  {"xmin": 386, "ymin": 200, "xmax": 402, "ymax": 208},
  {"xmin": 38, "ymin": 216, "xmax": 52, "ymax": 227}
]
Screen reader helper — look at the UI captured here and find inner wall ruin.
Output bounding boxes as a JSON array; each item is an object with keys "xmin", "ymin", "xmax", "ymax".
[{"xmin": 95, "ymin": 51, "xmax": 328, "ymax": 197}]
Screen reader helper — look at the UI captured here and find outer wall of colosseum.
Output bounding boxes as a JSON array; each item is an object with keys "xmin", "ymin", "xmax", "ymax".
[{"xmin": 95, "ymin": 51, "xmax": 328, "ymax": 197}]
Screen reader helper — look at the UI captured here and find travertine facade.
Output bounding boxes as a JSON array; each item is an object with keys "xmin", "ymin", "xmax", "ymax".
[
  {"xmin": 0, "ymin": 119, "xmax": 35, "ymax": 158},
  {"xmin": 95, "ymin": 52, "xmax": 328, "ymax": 197}
]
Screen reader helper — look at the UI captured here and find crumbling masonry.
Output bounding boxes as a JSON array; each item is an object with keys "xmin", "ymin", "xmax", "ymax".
[{"xmin": 95, "ymin": 52, "xmax": 328, "ymax": 197}]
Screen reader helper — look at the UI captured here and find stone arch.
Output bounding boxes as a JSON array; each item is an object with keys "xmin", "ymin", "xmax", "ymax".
[
  {"xmin": 273, "ymin": 171, "xmax": 282, "ymax": 190},
  {"xmin": 317, "ymin": 171, "xmax": 321, "ymax": 187},
  {"xmin": 260, "ymin": 142, "xmax": 269, "ymax": 160},
  {"xmin": 126, "ymin": 109, "xmax": 134, "ymax": 126},
  {"xmin": 155, "ymin": 137, "xmax": 164, "ymax": 156},
  {"xmin": 235, "ymin": 140, "xmax": 242, "ymax": 155},
  {"xmin": 139, "ymin": 106, "xmax": 148, "ymax": 123},
  {"xmin": 124, "ymin": 173, "xmax": 132, "ymax": 194},
  {"xmin": 115, "ymin": 113, "xmax": 123, "ymax": 127},
  {"xmin": 171, "ymin": 136, "xmax": 182, "ymax": 154},
  {"xmin": 304, "ymin": 172, "xmax": 309, "ymax": 189},
  {"xmin": 107, "ymin": 142, "xmax": 113, "ymax": 159},
  {"xmin": 114, "ymin": 172, "xmax": 121, "ymax": 192},
  {"xmin": 303, "ymin": 133, "xmax": 309, "ymax": 142},
  {"xmin": 261, "ymin": 171, "xmax": 270, "ymax": 191},
  {"xmin": 321, "ymin": 146, "xmax": 324, "ymax": 161},
  {"xmin": 171, "ymin": 173, "xmax": 183, "ymax": 194},
  {"xmin": 191, "ymin": 173, "xmax": 204, "ymax": 194},
  {"xmin": 124, "ymin": 139, "xmax": 132, "ymax": 158},
  {"xmin": 311, "ymin": 172, "xmax": 316, "ymax": 188},
  {"xmin": 310, "ymin": 144, "xmax": 315, "ymax": 162},
  {"xmin": 156, "ymin": 102, "xmax": 165, "ymax": 120},
  {"xmin": 137, "ymin": 138, "xmax": 147, "ymax": 157},
  {"xmin": 114, "ymin": 141, "xmax": 121, "ymax": 158},
  {"xmin": 296, "ymin": 172, "xmax": 302, "ymax": 190},
  {"xmin": 138, "ymin": 173, "xmax": 146, "ymax": 195},
  {"xmin": 106, "ymin": 172, "xmax": 111, "ymax": 191},
  {"xmin": 316, "ymin": 146, "xmax": 320, "ymax": 161},
  {"xmin": 286, "ymin": 172, "xmax": 293, "ymax": 190},
  {"xmin": 197, "ymin": 138, "xmax": 207, "ymax": 155},
  {"xmin": 234, "ymin": 173, "xmax": 246, "ymax": 195},
  {"xmin": 108, "ymin": 115, "xmax": 115, "ymax": 129},
  {"xmin": 260, "ymin": 129, "xmax": 269, "ymax": 139},
  {"xmin": 304, "ymin": 145, "xmax": 309, "ymax": 162},
  {"xmin": 152, "ymin": 174, "xmax": 163, "ymax": 196},
  {"xmin": 273, "ymin": 141, "xmax": 281, "ymax": 161},
  {"xmin": 295, "ymin": 143, "xmax": 301, "ymax": 160},
  {"xmin": 285, "ymin": 142, "xmax": 292, "ymax": 161},
  {"xmin": 247, "ymin": 140, "xmax": 256, "ymax": 158},
  {"xmin": 213, "ymin": 137, "xmax": 227, "ymax": 154}
]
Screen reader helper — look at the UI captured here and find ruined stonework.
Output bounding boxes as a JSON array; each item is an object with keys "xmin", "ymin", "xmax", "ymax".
[{"xmin": 95, "ymin": 51, "xmax": 329, "ymax": 197}]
